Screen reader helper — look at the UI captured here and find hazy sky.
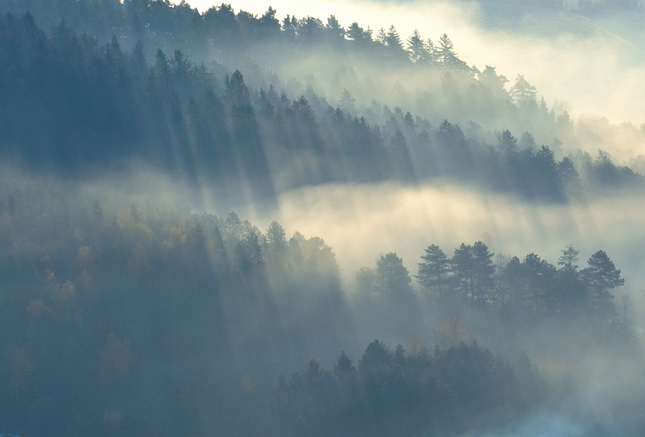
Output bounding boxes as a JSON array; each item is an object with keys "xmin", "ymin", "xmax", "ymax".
[{"xmin": 180, "ymin": 0, "xmax": 645, "ymax": 127}]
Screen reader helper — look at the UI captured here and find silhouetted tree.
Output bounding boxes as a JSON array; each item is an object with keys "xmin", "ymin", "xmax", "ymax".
[
  {"xmin": 582, "ymin": 250, "xmax": 623, "ymax": 332},
  {"xmin": 437, "ymin": 33, "xmax": 469, "ymax": 72},
  {"xmin": 417, "ymin": 244, "xmax": 451, "ymax": 301}
]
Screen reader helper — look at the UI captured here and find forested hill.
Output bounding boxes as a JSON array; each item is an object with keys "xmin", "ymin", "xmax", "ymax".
[
  {"xmin": 0, "ymin": 176, "xmax": 633, "ymax": 436},
  {"xmin": 0, "ymin": 3, "xmax": 643, "ymax": 208},
  {"xmin": 1, "ymin": 2, "xmax": 644, "ymax": 436}
]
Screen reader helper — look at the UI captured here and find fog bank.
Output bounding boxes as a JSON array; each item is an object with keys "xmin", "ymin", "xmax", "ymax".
[
  {"xmin": 184, "ymin": 0, "xmax": 645, "ymax": 128},
  {"xmin": 246, "ymin": 181, "xmax": 645, "ymax": 316}
]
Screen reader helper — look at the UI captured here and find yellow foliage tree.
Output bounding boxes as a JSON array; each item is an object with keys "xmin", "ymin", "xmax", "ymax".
[
  {"xmin": 74, "ymin": 246, "xmax": 97, "ymax": 276},
  {"xmin": 77, "ymin": 269, "xmax": 96, "ymax": 294},
  {"xmin": 240, "ymin": 374, "xmax": 255, "ymax": 395},
  {"xmin": 117, "ymin": 204, "xmax": 155, "ymax": 243},
  {"xmin": 168, "ymin": 226, "xmax": 185, "ymax": 246},
  {"xmin": 48, "ymin": 280, "xmax": 77, "ymax": 318},
  {"xmin": 403, "ymin": 336, "xmax": 425, "ymax": 357},
  {"xmin": 433, "ymin": 316, "xmax": 469, "ymax": 349},
  {"xmin": 57, "ymin": 280, "xmax": 76, "ymax": 302},
  {"xmin": 26, "ymin": 300, "xmax": 55, "ymax": 320}
]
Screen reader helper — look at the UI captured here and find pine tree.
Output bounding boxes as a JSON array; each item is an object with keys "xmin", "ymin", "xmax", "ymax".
[
  {"xmin": 581, "ymin": 250, "xmax": 624, "ymax": 330},
  {"xmin": 407, "ymin": 29, "xmax": 431, "ymax": 64},
  {"xmin": 417, "ymin": 244, "xmax": 451, "ymax": 300},
  {"xmin": 437, "ymin": 33, "xmax": 470, "ymax": 72},
  {"xmin": 510, "ymin": 74, "xmax": 537, "ymax": 108},
  {"xmin": 471, "ymin": 241, "xmax": 495, "ymax": 308}
]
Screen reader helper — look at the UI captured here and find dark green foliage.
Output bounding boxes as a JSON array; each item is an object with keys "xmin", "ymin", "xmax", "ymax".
[
  {"xmin": 0, "ymin": 177, "xmax": 634, "ymax": 436},
  {"xmin": 440, "ymin": 241, "xmax": 495, "ymax": 307},
  {"xmin": 451, "ymin": 243, "xmax": 476, "ymax": 303},
  {"xmin": 0, "ymin": 3, "xmax": 640, "ymax": 435},
  {"xmin": 447, "ymin": 242, "xmax": 496, "ymax": 307},
  {"xmin": 582, "ymin": 250, "xmax": 624, "ymax": 333},
  {"xmin": 416, "ymin": 242, "xmax": 626, "ymax": 337},
  {"xmin": 275, "ymin": 339, "xmax": 540, "ymax": 437},
  {"xmin": 0, "ymin": 9, "xmax": 640, "ymax": 201},
  {"xmin": 417, "ymin": 244, "xmax": 451, "ymax": 301},
  {"xmin": 436, "ymin": 33, "xmax": 470, "ymax": 73},
  {"xmin": 471, "ymin": 242, "xmax": 496, "ymax": 308},
  {"xmin": 407, "ymin": 29, "xmax": 433, "ymax": 64},
  {"xmin": 387, "ymin": 129, "xmax": 417, "ymax": 182},
  {"xmin": 0, "ymin": 185, "xmax": 353, "ymax": 435},
  {"xmin": 266, "ymin": 221, "xmax": 287, "ymax": 255},
  {"xmin": 376, "ymin": 253, "xmax": 413, "ymax": 296}
]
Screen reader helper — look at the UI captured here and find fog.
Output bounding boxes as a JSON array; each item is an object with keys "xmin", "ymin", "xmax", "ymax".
[
  {"xmin": 2, "ymin": 153, "xmax": 645, "ymax": 433},
  {"xmin": 9, "ymin": 163, "xmax": 645, "ymax": 435},
  {"xmin": 266, "ymin": 183, "xmax": 634, "ymax": 265},
  {"xmin": 3, "ymin": 0, "xmax": 645, "ymax": 433},
  {"xmin": 253, "ymin": 180, "xmax": 645, "ymax": 436},
  {"xmin": 184, "ymin": 0, "xmax": 645, "ymax": 129},
  {"xmin": 67, "ymin": 163, "xmax": 645, "ymax": 328}
]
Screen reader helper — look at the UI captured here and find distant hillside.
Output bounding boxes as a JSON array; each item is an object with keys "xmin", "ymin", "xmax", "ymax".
[{"xmin": 0, "ymin": 1, "xmax": 642, "ymax": 208}]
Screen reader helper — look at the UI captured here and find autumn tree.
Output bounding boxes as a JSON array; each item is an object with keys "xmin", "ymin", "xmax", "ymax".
[{"xmin": 433, "ymin": 316, "xmax": 469, "ymax": 349}]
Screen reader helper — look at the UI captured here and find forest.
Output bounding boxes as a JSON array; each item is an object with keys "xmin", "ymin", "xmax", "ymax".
[
  {"xmin": 0, "ymin": 1, "xmax": 643, "ymax": 209},
  {"xmin": 0, "ymin": 0, "xmax": 644, "ymax": 436},
  {"xmin": 0, "ymin": 180, "xmax": 635, "ymax": 436}
]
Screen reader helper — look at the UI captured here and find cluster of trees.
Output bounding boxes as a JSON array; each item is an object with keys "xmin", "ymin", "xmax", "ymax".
[
  {"xmin": 0, "ymin": 177, "xmax": 636, "ymax": 436},
  {"xmin": 4, "ymin": 0, "xmax": 635, "ymax": 140},
  {"xmin": 0, "ymin": 0, "xmax": 479, "ymax": 69},
  {"xmin": 420, "ymin": 243, "xmax": 625, "ymax": 327},
  {"xmin": 0, "ymin": 1, "xmax": 642, "ymax": 436},
  {"xmin": 0, "ymin": 181, "xmax": 352, "ymax": 435},
  {"xmin": 357, "ymin": 242, "xmax": 630, "ymax": 341},
  {"xmin": 0, "ymin": 181, "xmax": 557, "ymax": 437},
  {"xmin": 271, "ymin": 339, "xmax": 544, "ymax": 437},
  {"xmin": 0, "ymin": 11, "xmax": 640, "ymax": 206},
  {"xmin": 2, "ymin": 0, "xmax": 643, "ymax": 63}
]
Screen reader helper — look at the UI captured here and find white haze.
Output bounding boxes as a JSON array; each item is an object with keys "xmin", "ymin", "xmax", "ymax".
[
  {"xmin": 250, "ymin": 181, "xmax": 645, "ymax": 436},
  {"xmin": 72, "ymin": 170, "xmax": 645, "ymax": 434},
  {"xmin": 183, "ymin": 0, "xmax": 645, "ymax": 130},
  {"xmin": 75, "ymin": 167, "xmax": 645, "ymax": 322},
  {"xmin": 250, "ymin": 182, "xmax": 645, "ymax": 301}
]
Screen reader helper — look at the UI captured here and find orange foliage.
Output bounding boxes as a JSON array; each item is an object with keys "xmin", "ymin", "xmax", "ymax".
[
  {"xmin": 74, "ymin": 246, "xmax": 98, "ymax": 275},
  {"xmin": 403, "ymin": 336, "xmax": 425, "ymax": 357},
  {"xmin": 26, "ymin": 300, "xmax": 55, "ymax": 320},
  {"xmin": 241, "ymin": 374, "xmax": 255, "ymax": 395},
  {"xmin": 433, "ymin": 316, "xmax": 469, "ymax": 349}
]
